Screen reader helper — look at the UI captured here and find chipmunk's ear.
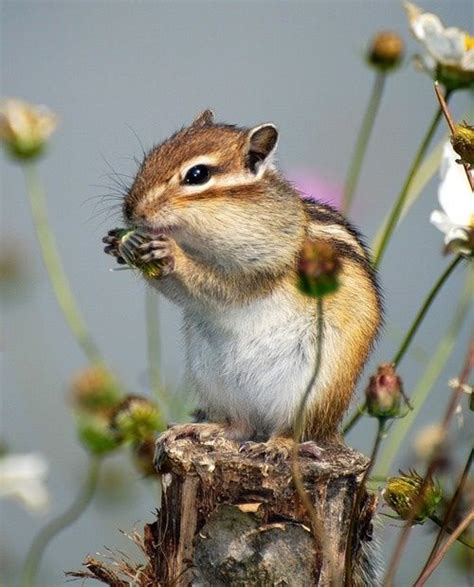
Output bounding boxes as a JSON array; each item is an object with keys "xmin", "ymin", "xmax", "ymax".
[
  {"xmin": 191, "ymin": 109, "xmax": 215, "ymax": 127},
  {"xmin": 245, "ymin": 123, "xmax": 278, "ymax": 174}
]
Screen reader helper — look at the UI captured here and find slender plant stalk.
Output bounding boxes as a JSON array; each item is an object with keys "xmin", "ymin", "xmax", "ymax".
[
  {"xmin": 344, "ymin": 418, "xmax": 386, "ymax": 586},
  {"xmin": 429, "ymin": 511, "xmax": 474, "ymax": 549},
  {"xmin": 342, "ymin": 72, "xmax": 387, "ymax": 213},
  {"xmin": 343, "ymin": 255, "xmax": 465, "ymax": 435},
  {"xmin": 434, "ymin": 81, "xmax": 474, "ymax": 191},
  {"xmin": 392, "ymin": 255, "xmax": 463, "ymax": 365},
  {"xmin": 414, "ymin": 510, "xmax": 474, "ymax": 586},
  {"xmin": 20, "ymin": 457, "xmax": 101, "ymax": 587},
  {"xmin": 373, "ymin": 96, "xmax": 449, "ymax": 267},
  {"xmin": 290, "ymin": 298, "xmax": 338, "ymax": 578},
  {"xmin": 145, "ymin": 290, "xmax": 162, "ymax": 396},
  {"xmin": 23, "ymin": 164, "xmax": 102, "ymax": 364},
  {"xmin": 383, "ymin": 342, "xmax": 474, "ymax": 585}
]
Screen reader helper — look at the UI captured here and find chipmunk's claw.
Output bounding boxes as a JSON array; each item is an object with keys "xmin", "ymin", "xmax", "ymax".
[{"xmin": 239, "ymin": 438, "xmax": 325, "ymax": 463}]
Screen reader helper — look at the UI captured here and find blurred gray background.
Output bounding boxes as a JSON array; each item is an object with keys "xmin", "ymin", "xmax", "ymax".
[{"xmin": 1, "ymin": 1, "xmax": 473, "ymax": 585}]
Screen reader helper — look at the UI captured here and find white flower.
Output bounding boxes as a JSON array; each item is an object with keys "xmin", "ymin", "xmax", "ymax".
[
  {"xmin": 0, "ymin": 453, "xmax": 50, "ymax": 513},
  {"xmin": 430, "ymin": 143, "xmax": 474, "ymax": 255},
  {"xmin": 404, "ymin": 2, "xmax": 474, "ymax": 87},
  {"xmin": 0, "ymin": 98, "xmax": 57, "ymax": 160}
]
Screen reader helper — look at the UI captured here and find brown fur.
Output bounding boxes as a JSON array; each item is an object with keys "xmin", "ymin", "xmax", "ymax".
[{"xmin": 121, "ymin": 112, "xmax": 382, "ymax": 442}]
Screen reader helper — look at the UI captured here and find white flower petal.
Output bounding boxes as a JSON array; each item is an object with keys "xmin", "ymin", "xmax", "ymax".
[
  {"xmin": 0, "ymin": 453, "xmax": 50, "ymax": 514},
  {"xmin": 430, "ymin": 209, "xmax": 452, "ymax": 234},
  {"xmin": 461, "ymin": 49, "xmax": 474, "ymax": 72},
  {"xmin": 438, "ymin": 143, "xmax": 474, "ymax": 226},
  {"xmin": 424, "ymin": 26, "xmax": 465, "ymax": 64}
]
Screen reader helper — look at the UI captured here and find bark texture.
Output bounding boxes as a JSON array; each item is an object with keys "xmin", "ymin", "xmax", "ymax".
[{"xmin": 70, "ymin": 424, "xmax": 378, "ymax": 586}]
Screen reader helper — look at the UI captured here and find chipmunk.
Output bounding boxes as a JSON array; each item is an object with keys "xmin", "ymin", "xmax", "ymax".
[{"xmin": 103, "ymin": 110, "xmax": 382, "ymax": 448}]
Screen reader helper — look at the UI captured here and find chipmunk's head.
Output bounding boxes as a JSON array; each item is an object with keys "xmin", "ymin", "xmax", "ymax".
[{"xmin": 123, "ymin": 110, "xmax": 305, "ymax": 270}]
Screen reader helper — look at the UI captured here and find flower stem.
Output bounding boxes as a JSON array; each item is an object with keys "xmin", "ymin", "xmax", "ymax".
[
  {"xmin": 23, "ymin": 164, "xmax": 102, "ymax": 364},
  {"xmin": 429, "ymin": 510, "xmax": 474, "ymax": 550},
  {"xmin": 344, "ymin": 418, "xmax": 386, "ymax": 586},
  {"xmin": 414, "ymin": 510, "xmax": 474, "ymax": 586},
  {"xmin": 20, "ymin": 457, "xmax": 101, "ymax": 587},
  {"xmin": 343, "ymin": 255, "xmax": 465, "ymax": 435},
  {"xmin": 291, "ymin": 298, "xmax": 337, "ymax": 578},
  {"xmin": 376, "ymin": 267, "xmax": 473, "ymax": 478},
  {"xmin": 383, "ymin": 342, "xmax": 474, "ymax": 586},
  {"xmin": 373, "ymin": 97, "xmax": 449, "ymax": 267},
  {"xmin": 342, "ymin": 72, "xmax": 387, "ymax": 214},
  {"xmin": 392, "ymin": 255, "xmax": 463, "ymax": 366},
  {"xmin": 145, "ymin": 291, "xmax": 161, "ymax": 397}
]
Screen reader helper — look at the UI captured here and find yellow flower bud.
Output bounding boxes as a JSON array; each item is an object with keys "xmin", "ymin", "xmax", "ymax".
[
  {"xmin": 367, "ymin": 31, "xmax": 404, "ymax": 72},
  {"xmin": 113, "ymin": 395, "xmax": 164, "ymax": 444},
  {"xmin": 383, "ymin": 470, "xmax": 442, "ymax": 524},
  {"xmin": 0, "ymin": 99, "xmax": 57, "ymax": 160},
  {"xmin": 451, "ymin": 123, "xmax": 474, "ymax": 167}
]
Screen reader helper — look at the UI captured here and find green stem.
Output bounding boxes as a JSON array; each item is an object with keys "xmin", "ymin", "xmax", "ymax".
[
  {"xmin": 20, "ymin": 457, "xmax": 101, "ymax": 587},
  {"xmin": 23, "ymin": 164, "xmax": 102, "ymax": 364},
  {"xmin": 427, "ymin": 456, "xmax": 474, "ymax": 550},
  {"xmin": 344, "ymin": 418, "xmax": 386, "ymax": 586},
  {"xmin": 342, "ymin": 72, "xmax": 387, "ymax": 214},
  {"xmin": 146, "ymin": 290, "xmax": 161, "ymax": 398},
  {"xmin": 343, "ymin": 255, "xmax": 465, "ymax": 436},
  {"xmin": 392, "ymin": 255, "xmax": 463, "ymax": 366},
  {"xmin": 376, "ymin": 266, "xmax": 473, "ymax": 478},
  {"xmin": 373, "ymin": 98, "xmax": 448, "ymax": 268}
]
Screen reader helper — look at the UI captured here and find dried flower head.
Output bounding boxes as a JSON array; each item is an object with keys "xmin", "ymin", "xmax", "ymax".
[
  {"xmin": 451, "ymin": 122, "xmax": 474, "ymax": 167},
  {"xmin": 70, "ymin": 366, "xmax": 122, "ymax": 418},
  {"xmin": 131, "ymin": 439, "xmax": 157, "ymax": 477},
  {"xmin": 383, "ymin": 470, "xmax": 442, "ymax": 524},
  {"xmin": 365, "ymin": 363, "xmax": 403, "ymax": 419},
  {"xmin": 404, "ymin": 2, "xmax": 474, "ymax": 90},
  {"xmin": 297, "ymin": 240, "xmax": 341, "ymax": 298},
  {"xmin": 0, "ymin": 98, "xmax": 57, "ymax": 160},
  {"xmin": 113, "ymin": 396, "xmax": 164, "ymax": 444},
  {"xmin": 368, "ymin": 31, "xmax": 405, "ymax": 71}
]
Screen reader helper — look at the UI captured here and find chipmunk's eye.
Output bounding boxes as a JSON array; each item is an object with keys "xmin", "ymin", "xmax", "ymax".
[{"xmin": 184, "ymin": 164, "xmax": 211, "ymax": 185}]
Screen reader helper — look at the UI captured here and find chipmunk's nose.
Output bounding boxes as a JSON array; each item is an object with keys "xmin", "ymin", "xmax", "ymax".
[{"xmin": 123, "ymin": 199, "xmax": 148, "ymax": 224}]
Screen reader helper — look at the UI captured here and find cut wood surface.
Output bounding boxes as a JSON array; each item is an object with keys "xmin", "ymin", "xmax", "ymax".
[{"xmin": 70, "ymin": 423, "xmax": 378, "ymax": 586}]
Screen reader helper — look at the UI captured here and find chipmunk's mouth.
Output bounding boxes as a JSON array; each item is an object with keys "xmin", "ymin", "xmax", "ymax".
[{"xmin": 129, "ymin": 222, "xmax": 176, "ymax": 238}]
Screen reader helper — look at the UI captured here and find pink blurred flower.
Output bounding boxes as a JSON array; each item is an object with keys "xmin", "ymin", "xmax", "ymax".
[{"xmin": 286, "ymin": 168, "xmax": 343, "ymax": 210}]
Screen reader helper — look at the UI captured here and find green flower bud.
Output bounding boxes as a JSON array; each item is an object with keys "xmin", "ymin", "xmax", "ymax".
[
  {"xmin": 77, "ymin": 415, "xmax": 122, "ymax": 456},
  {"xmin": 113, "ymin": 395, "xmax": 164, "ymax": 444},
  {"xmin": 297, "ymin": 240, "xmax": 341, "ymax": 298},
  {"xmin": 118, "ymin": 230, "xmax": 163, "ymax": 279},
  {"xmin": 0, "ymin": 99, "xmax": 57, "ymax": 161},
  {"xmin": 367, "ymin": 31, "xmax": 404, "ymax": 72},
  {"xmin": 365, "ymin": 363, "xmax": 403, "ymax": 419},
  {"xmin": 383, "ymin": 470, "xmax": 442, "ymax": 524}
]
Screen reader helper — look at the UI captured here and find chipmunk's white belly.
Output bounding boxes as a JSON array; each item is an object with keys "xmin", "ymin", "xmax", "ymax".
[{"xmin": 184, "ymin": 287, "xmax": 333, "ymax": 436}]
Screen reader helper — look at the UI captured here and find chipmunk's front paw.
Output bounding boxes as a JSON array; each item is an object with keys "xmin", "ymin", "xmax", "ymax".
[
  {"xmin": 134, "ymin": 235, "xmax": 175, "ymax": 277},
  {"xmin": 102, "ymin": 228, "xmax": 126, "ymax": 265},
  {"xmin": 239, "ymin": 438, "xmax": 325, "ymax": 464}
]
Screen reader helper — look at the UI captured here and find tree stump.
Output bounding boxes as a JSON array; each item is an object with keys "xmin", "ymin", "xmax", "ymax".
[{"xmin": 149, "ymin": 423, "xmax": 378, "ymax": 586}]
